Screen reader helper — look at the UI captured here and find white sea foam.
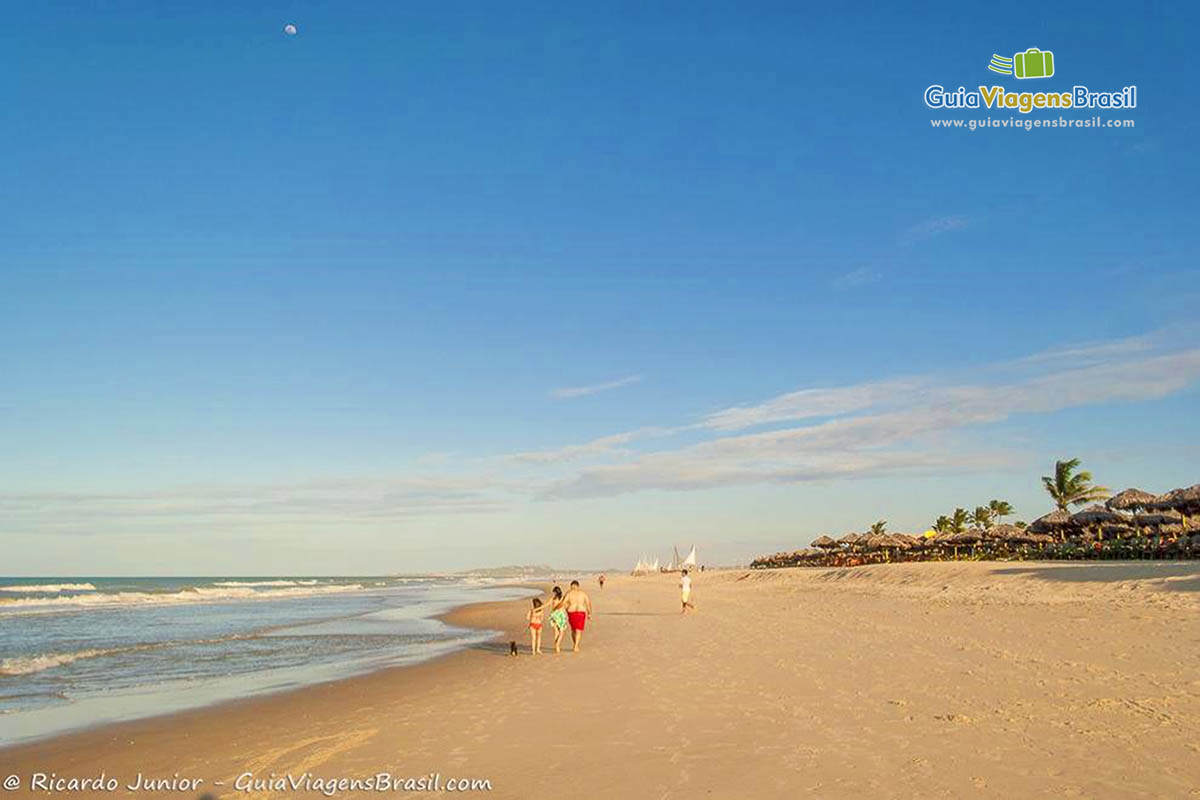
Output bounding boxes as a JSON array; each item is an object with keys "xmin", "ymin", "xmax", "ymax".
[
  {"xmin": 0, "ymin": 583, "xmax": 97, "ymax": 593},
  {"xmin": 0, "ymin": 649, "xmax": 113, "ymax": 676},
  {"xmin": 0, "ymin": 633, "xmax": 256, "ymax": 676},
  {"xmin": 212, "ymin": 580, "xmax": 315, "ymax": 587},
  {"xmin": 0, "ymin": 583, "xmax": 366, "ymax": 615}
]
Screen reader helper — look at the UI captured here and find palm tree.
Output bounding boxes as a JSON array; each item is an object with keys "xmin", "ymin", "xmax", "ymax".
[
  {"xmin": 988, "ymin": 499, "xmax": 1013, "ymax": 524},
  {"xmin": 934, "ymin": 515, "xmax": 952, "ymax": 534},
  {"xmin": 1041, "ymin": 458, "xmax": 1110, "ymax": 511},
  {"xmin": 950, "ymin": 507, "xmax": 969, "ymax": 534},
  {"xmin": 869, "ymin": 519, "xmax": 887, "ymax": 535},
  {"xmin": 970, "ymin": 506, "xmax": 993, "ymax": 529}
]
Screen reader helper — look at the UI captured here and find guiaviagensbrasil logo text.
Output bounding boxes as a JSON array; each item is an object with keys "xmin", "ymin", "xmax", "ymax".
[{"xmin": 925, "ymin": 47, "xmax": 1136, "ymax": 114}]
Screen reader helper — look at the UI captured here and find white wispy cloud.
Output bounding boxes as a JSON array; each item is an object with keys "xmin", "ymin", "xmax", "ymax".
[
  {"xmin": 12, "ymin": 330, "xmax": 1199, "ymax": 533},
  {"xmin": 0, "ymin": 476, "xmax": 520, "ymax": 533},
  {"xmin": 832, "ymin": 267, "xmax": 883, "ymax": 288},
  {"xmin": 509, "ymin": 427, "xmax": 665, "ymax": 464},
  {"xmin": 905, "ymin": 214, "xmax": 968, "ymax": 243},
  {"xmin": 550, "ymin": 374, "xmax": 642, "ymax": 399},
  {"xmin": 536, "ymin": 334, "xmax": 1200, "ymax": 499}
]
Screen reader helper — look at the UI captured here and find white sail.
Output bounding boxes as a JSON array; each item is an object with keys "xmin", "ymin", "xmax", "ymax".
[
  {"xmin": 681, "ymin": 545, "xmax": 697, "ymax": 568},
  {"xmin": 650, "ymin": 557, "xmax": 659, "ymax": 571}
]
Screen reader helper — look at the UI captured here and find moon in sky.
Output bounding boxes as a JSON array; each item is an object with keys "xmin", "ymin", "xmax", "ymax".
[{"xmin": 283, "ymin": 23, "xmax": 297, "ymax": 35}]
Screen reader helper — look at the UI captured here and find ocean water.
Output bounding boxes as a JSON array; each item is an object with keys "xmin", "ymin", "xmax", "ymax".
[{"xmin": 0, "ymin": 576, "xmax": 537, "ymax": 746}]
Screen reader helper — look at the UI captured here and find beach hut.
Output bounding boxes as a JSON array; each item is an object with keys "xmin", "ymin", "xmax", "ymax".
[{"xmin": 811, "ymin": 535, "xmax": 839, "ymax": 549}]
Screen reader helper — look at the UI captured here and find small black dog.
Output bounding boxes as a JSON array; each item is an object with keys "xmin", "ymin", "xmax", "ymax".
[{"xmin": 509, "ymin": 640, "xmax": 519, "ymax": 656}]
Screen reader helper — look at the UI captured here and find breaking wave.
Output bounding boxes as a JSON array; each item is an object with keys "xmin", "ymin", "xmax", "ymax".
[
  {"xmin": 0, "ymin": 583, "xmax": 366, "ymax": 615},
  {"xmin": 0, "ymin": 583, "xmax": 97, "ymax": 593}
]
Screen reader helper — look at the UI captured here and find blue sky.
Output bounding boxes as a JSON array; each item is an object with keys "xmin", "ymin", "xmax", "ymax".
[{"xmin": 2, "ymin": 2, "xmax": 1197, "ymax": 574}]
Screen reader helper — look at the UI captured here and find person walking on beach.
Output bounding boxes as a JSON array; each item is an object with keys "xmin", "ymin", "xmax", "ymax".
[
  {"xmin": 527, "ymin": 598, "xmax": 545, "ymax": 654},
  {"xmin": 546, "ymin": 585, "xmax": 569, "ymax": 653},
  {"xmin": 598, "ymin": 574, "xmax": 606, "ymax": 590},
  {"xmin": 680, "ymin": 569, "xmax": 695, "ymax": 614},
  {"xmin": 563, "ymin": 580, "xmax": 593, "ymax": 652}
]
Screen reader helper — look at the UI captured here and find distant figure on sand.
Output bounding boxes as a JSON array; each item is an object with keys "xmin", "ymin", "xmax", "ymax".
[
  {"xmin": 546, "ymin": 586, "xmax": 569, "ymax": 653},
  {"xmin": 527, "ymin": 598, "xmax": 544, "ymax": 654},
  {"xmin": 598, "ymin": 574, "xmax": 606, "ymax": 590},
  {"xmin": 680, "ymin": 569, "xmax": 694, "ymax": 614},
  {"xmin": 563, "ymin": 580, "xmax": 593, "ymax": 652}
]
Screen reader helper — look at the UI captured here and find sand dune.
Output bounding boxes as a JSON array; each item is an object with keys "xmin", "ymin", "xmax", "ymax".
[{"xmin": 1, "ymin": 562, "xmax": 1197, "ymax": 798}]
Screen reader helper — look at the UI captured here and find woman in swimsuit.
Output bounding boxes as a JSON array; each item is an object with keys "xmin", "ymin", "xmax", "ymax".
[
  {"xmin": 527, "ymin": 597, "xmax": 545, "ymax": 654},
  {"xmin": 546, "ymin": 586, "xmax": 569, "ymax": 654}
]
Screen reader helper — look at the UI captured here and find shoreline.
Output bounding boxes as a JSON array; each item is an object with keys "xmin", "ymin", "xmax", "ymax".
[
  {"xmin": 0, "ymin": 582, "xmax": 546, "ymax": 756},
  {"xmin": 1, "ymin": 564, "xmax": 1196, "ymax": 799}
]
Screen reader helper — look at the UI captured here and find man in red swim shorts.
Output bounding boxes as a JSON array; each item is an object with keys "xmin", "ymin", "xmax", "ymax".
[{"xmin": 562, "ymin": 580, "xmax": 593, "ymax": 652}]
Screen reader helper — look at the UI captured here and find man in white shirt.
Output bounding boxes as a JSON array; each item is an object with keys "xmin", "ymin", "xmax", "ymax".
[{"xmin": 680, "ymin": 569, "xmax": 694, "ymax": 614}]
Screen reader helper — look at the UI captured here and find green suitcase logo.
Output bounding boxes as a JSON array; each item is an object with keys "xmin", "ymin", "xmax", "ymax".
[{"xmin": 1013, "ymin": 47, "xmax": 1054, "ymax": 79}]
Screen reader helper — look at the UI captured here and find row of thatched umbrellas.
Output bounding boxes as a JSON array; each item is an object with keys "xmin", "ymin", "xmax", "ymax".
[
  {"xmin": 750, "ymin": 484, "xmax": 1200, "ymax": 569},
  {"xmin": 1029, "ymin": 484, "xmax": 1200, "ymax": 540}
]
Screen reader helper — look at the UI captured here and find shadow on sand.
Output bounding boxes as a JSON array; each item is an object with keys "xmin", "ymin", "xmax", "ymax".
[
  {"xmin": 465, "ymin": 641, "xmax": 515, "ymax": 656},
  {"xmin": 991, "ymin": 562, "xmax": 1200, "ymax": 592}
]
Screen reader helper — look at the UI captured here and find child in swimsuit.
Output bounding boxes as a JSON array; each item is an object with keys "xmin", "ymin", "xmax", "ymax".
[
  {"xmin": 547, "ymin": 586, "xmax": 569, "ymax": 654},
  {"xmin": 527, "ymin": 597, "xmax": 545, "ymax": 655}
]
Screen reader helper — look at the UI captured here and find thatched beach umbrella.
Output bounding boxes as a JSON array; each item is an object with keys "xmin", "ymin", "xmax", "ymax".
[
  {"xmin": 862, "ymin": 533, "xmax": 900, "ymax": 558},
  {"xmin": 940, "ymin": 530, "xmax": 980, "ymax": 559},
  {"xmin": 811, "ymin": 535, "xmax": 839, "ymax": 549},
  {"xmin": 1029, "ymin": 509, "xmax": 1072, "ymax": 539},
  {"xmin": 837, "ymin": 532, "xmax": 861, "ymax": 548},
  {"xmin": 1133, "ymin": 510, "xmax": 1183, "ymax": 527},
  {"xmin": 1150, "ymin": 484, "xmax": 1200, "ymax": 524},
  {"xmin": 989, "ymin": 523, "xmax": 1027, "ymax": 551},
  {"xmin": 1002, "ymin": 526, "xmax": 1037, "ymax": 545},
  {"xmin": 1071, "ymin": 504, "xmax": 1131, "ymax": 542},
  {"xmin": 978, "ymin": 525, "xmax": 1009, "ymax": 544},
  {"xmin": 1106, "ymin": 488, "xmax": 1158, "ymax": 512},
  {"xmin": 1070, "ymin": 504, "xmax": 1126, "ymax": 527}
]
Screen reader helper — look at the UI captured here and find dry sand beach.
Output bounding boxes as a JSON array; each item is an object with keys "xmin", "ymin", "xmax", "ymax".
[{"xmin": 2, "ymin": 562, "xmax": 1198, "ymax": 799}]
